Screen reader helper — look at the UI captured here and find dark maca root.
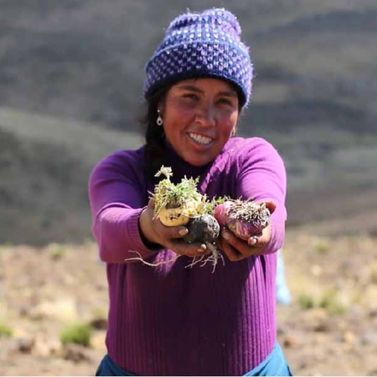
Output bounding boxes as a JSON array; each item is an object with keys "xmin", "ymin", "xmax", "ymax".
[{"xmin": 183, "ymin": 214, "xmax": 220, "ymax": 244}]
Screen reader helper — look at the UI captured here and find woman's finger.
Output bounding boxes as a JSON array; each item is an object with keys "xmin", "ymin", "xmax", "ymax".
[
  {"xmin": 247, "ymin": 225, "xmax": 271, "ymax": 248},
  {"xmin": 220, "ymin": 239, "xmax": 243, "ymax": 261},
  {"xmin": 221, "ymin": 228, "xmax": 266, "ymax": 260},
  {"xmin": 169, "ymin": 240, "xmax": 207, "ymax": 258}
]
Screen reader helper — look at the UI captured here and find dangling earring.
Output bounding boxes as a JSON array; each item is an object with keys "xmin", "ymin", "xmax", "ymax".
[
  {"xmin": 156, "ymin": 109, "xmax": 163, "ymax": 126},
  {"xmin": 231, "ymin": 128, "xmax": 237, "ymax": 137}
]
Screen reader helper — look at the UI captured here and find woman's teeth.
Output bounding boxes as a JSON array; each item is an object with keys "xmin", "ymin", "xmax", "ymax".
[{"xmin": 189, "ymin": 133, "xmax": 212, "ymax": 145}]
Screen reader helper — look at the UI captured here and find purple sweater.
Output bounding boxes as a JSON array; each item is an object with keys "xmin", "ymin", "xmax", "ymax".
[{"xmin": 89, "ymin": 137, "xmax": 287, "ymax": 376}]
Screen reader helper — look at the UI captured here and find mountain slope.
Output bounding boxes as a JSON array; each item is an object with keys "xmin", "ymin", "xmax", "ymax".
[{"xmin": 0, "ymin": 107, "xmax": 142, "ymax": 244}]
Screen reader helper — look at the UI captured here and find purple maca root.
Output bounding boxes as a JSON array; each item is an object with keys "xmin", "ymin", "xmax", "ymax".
[{"xmin": 215, "ymin": 199, "xmax": 271, "ymax": 240}]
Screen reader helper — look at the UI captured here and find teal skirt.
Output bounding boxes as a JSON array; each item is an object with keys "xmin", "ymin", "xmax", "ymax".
[
  {"xmin": 245, "ymin": 343, "xmax": 292, "ymax": 376},
  {"xmin": 96, "ymin": 342, "xmax": 292, "ymax": 376}
]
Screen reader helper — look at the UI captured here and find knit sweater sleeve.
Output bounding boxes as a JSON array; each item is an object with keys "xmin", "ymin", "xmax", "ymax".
[
  {"xmin": 88, "ymin": 150, "xmax": 159, "ymax": 263},
  {"xmin": 236, "ymin": 137, "xmax": 287, "ymax": 254}
]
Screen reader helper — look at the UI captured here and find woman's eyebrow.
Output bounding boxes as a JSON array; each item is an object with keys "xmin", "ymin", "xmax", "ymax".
[
  {"xmin": 176, "ymin": 85, "xmax": 203, "ymax": 93},
  {"xmin": 176, "ymin": 85, "xmax": 237, "ymax": 97},
  {"xmin": 218, "ymin": 90, "xmax": 238, "ymax": 98}
]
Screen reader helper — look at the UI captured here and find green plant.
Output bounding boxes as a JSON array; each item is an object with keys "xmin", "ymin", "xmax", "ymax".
[
  {"xmin": 60, "ymin": 323, "xmax": 91, "ymax": 347},
  {"xmin": 153, "ymin": 166, "xmax": 212, "ymax": 226},
  {"xmin": 47, "ymin": 243, "xmax": 66, "ymax": 260},
  {"xmin": 297, "ymin": 294, "xmax": 315, "ymax": 310},
  {"xmin": 313, "ymin": 237, "xmax": 330, "ymax": 253},
  {"xmin": 0, "ymin": 323, "xmax": 13, "ymax": 337},
  {"xmin": 319, "ymin": 289, "xmax": 345, "ymax": 315}
]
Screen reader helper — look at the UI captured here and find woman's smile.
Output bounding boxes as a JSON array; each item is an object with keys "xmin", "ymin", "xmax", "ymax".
[{"xmin": 187, "ymin": 132, "xmax": 214, "ymax": 146}]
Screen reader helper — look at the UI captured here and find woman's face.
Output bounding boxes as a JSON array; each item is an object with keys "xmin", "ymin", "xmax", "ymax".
[{"xmin": 160, "ymin": 78, "xmax": 239, "ymax": 167}]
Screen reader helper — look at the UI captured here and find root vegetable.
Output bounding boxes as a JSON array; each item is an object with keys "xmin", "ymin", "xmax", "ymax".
[
  {"xmin": 158, "ymin": 207, "xmax": 190, "ymax": 227},
  {"xmin": 152, "ymin": 166, "xmax": 209, "ymax": 227},
  {"xmin": 183, "ymin": 214, "xmax": 220, "ymax": 244},
  {"xmin": 214, "ymin": 199, "xmax": 271, "ymax": 240}
]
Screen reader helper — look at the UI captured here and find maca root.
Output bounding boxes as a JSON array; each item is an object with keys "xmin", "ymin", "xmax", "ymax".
[
  {"xmin": 152, "ymin": 166, "xmax": 208, "ymax": 226},
  {"xmin": 183, "ymin": 214, "xmax": 224, "ymax": 273},
  {"xmin": 214, "ymin": 199, "xmax": 271, "ymax": 240},
  {"xmin": 183, "ymin": 215, "xmax": 220, "ymax": 244}
]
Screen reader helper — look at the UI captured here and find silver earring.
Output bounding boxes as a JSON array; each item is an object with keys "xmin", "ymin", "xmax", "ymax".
[{"xmin": 156, "ymin": 109, "xmax": 163, "ymax": 126}]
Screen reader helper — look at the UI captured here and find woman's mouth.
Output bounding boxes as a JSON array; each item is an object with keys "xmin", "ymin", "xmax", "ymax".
[{"xmin": 188, "ymin": 132, "xmax": 213, "ymax": 145}]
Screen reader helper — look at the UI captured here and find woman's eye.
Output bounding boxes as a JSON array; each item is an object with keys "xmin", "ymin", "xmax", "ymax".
[
  {"xmin": 183, "ymin": 93, "xmax": 198, "ymax": 101},
  {"xmin": 217, "ymin": 98, "xmax": 234, "ymax": 107}
]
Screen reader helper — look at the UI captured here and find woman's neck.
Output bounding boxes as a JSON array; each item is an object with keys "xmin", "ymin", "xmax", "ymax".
[{"xmin": 163, "ymin": 141, "xmax": 211, "ymax": 183}]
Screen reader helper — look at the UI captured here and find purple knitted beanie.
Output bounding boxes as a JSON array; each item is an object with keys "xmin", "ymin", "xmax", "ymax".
[{"xmin": 144, "ymin": 8, "xmax": 253, "ymax": 107}]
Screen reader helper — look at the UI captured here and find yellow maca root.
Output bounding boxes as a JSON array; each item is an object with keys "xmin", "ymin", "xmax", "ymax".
[
  {"xmin": 158, "ymin": 207, "xmax": 190, "ymax": 226},
  {"xmin": 152, "ymin": 165, "xmax": 209, "ymax": 227}
]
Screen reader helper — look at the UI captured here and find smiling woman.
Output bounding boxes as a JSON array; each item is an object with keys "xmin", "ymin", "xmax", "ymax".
[{"xmin": 89, "ymin": 7, "xmax": 291, "ymax": 376}]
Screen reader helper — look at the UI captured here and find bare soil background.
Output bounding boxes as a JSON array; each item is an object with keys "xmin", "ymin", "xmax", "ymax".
[{"xmin": 1, "ymin": 226, "xmax": 377, "ymax": 376}]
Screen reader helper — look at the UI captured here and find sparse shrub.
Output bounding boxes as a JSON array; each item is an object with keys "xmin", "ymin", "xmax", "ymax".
[
  {"xmin": 89, "ymin": 308, "xmax": 108, "ymax": 330},
  {"xmin": 319, "ymin": 289, "xmax": 345, "ymax": 315},
  {"xmin": 313, "ymin": 237, "xmax": 329, "ymax": 253},
  {"xmin": 47, "ymin": 243, "xmax": 66, "ymax": 260},
  {"xmin": 0, "ymin": 323, "xmax": 13, "ymax": 337},
  {"xmin": 60, "ymin": 323, "xmax": 91, "ymax": 347},
  {"xmin": 298, "ymin": 294, "xmax": 315, "ymax": 310}
]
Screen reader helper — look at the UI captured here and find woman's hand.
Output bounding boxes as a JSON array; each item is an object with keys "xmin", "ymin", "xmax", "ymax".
[
  {"xmin": 139, "ymin": 199, "xmax": 208, "ymax": 258},
  {"xmin": 217, "ymin": 200, "xmax": 275, "ymax": 261},
  {"xmin": 218, "ymin": 223, "xmax": 272, "ymax": 261}
]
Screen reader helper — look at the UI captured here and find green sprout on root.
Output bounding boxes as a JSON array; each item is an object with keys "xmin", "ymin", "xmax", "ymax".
[{"xmin": 127, "ymin": 166, "xmax": 224, "ymax": 272}]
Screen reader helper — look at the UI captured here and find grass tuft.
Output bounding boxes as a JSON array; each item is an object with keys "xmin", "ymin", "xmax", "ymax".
[
  {"xmin": 297, "ymin": 294, "xmax": 315, "ymax": 310},
  {"xmin": 319, "ymin": 289, "xmax": 346, "ymax": 315},
  {"xmin": 0, "ymin": 322, "xmax": 13, "ymax": 337},
  {"xmin": 60, "ymin": 323, "xmax": 91, "ymax": 347},
  {"xmin": 313, "ymin": 237, "xmax": 330, "ymax": 253}
]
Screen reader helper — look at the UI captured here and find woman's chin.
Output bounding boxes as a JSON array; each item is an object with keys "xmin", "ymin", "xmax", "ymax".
[{"xmin": 182, "ymin": 153, "xmax": 213, "ymax": 167}]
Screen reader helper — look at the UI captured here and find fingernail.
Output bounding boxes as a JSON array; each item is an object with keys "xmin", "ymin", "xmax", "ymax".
[
  {"xmin": 222, "ymin": 230, "xmax": 230, "ymax": 240},
  {"xmin": 179, "ymin": 228, "xmax": 188, "ymax": 236},
  {"xmin": 248, "ymin": 236, "xmax": 258, "ymax": 246},
  {"xmin": 197, "ymin": 244, "xmax": 207, "ymax": 253}
]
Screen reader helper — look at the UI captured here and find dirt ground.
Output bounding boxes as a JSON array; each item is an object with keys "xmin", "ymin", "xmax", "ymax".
[{"xmin": 1, "ymin": 229, "xmax": 377, "ymax": 376}]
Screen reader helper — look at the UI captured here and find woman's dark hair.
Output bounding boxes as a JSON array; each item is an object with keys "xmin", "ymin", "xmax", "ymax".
[{"xmin": 141, "ymin": 86, "xmax": 170, "ymax": 180}]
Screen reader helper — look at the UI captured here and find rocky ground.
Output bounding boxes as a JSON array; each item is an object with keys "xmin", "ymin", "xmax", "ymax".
[{"xmin": 1, "ymin": 229, "xmax": 377, "ymax": 376}]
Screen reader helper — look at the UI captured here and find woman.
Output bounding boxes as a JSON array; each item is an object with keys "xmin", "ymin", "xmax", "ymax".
[{"xmin": 89, "ymin": 8, "xmax": 291, "ymax": 376}]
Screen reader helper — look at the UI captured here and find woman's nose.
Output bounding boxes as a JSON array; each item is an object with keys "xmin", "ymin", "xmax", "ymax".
[{"xmin": 195, "ymin": 104, "xmax": 216, "ymax": 126}]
